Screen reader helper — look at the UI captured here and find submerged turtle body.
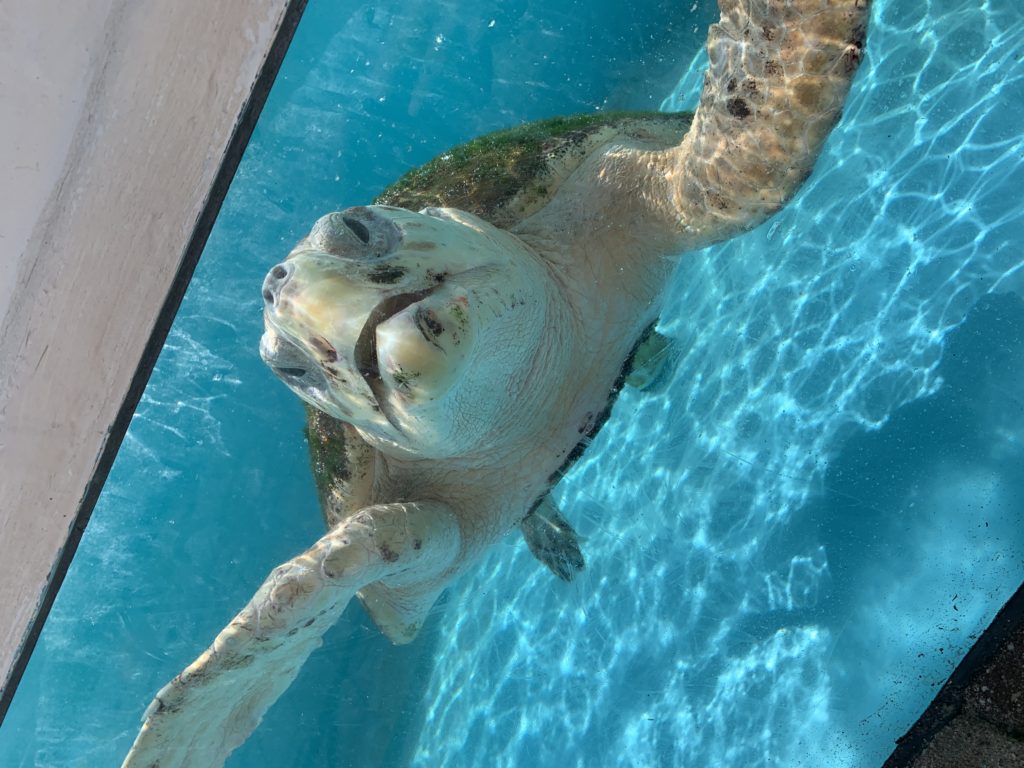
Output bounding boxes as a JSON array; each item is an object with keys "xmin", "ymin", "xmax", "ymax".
[
  {"xmin": 306, "ymin": 111, "xmax": 692, "ymax": 580},
  {"xmin": 125, "ymin": 4, "xmax": 871, "ymax": 766}
]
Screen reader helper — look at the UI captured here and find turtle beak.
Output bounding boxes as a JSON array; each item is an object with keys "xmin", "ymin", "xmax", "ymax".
[
  {"xmin": 352, "ymin": 289, "xmax": 436, "ymax": 431},
  {"xmin": 353, "ymin": 291, "xmax": 434, "ymax": 385},
  {"xmin": 259, "ymin": 324, "xmax": 328, "ymax": 395}
]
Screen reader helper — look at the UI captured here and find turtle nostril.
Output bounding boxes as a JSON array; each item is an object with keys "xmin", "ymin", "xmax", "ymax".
[
  {"xmin": 263, "ymin": 263, "xmax": 292, "ymax": 306},
  {"xmin": 342, "ymin": 216, "xmax": 370, "ymax": 245}
]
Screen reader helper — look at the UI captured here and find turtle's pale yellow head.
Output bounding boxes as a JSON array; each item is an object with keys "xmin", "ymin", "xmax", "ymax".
[{"xmin": 260, "ymin": 205, "xmax": 552, "ymax": 458}]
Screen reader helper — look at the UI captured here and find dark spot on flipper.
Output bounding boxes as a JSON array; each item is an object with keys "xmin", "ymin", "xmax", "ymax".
[
  {"xmin": 727, "ymin": 77, "xmax": 738, "ymax": 93},
  {"xmin": 413, "ymin": 538, "xmax": 422, "ymax": 550},
  {"xmin": 707, "ymin": 191, "xmax": 731, "ymax": 211},
  {"xmin": 368, "ymin": 264, "xmax": 407, "ymax": 284},
  {"xmin": 220, "ymin": 654, "xmax": 255, "ymax": 672},
  {"xmin": 379, "ymin": 543, "xmax": 399, "ymax": 563},
  {"xmin": 726, "ymin": 97, "xmax": 751, "ymax": 119},
  {"xmin": 765, "ymin": 60, "xmax": 783, "ymax": 77},
  {"xmin": 761, "ymin": 24, "xmax": 776, "ymax": 41},
  {"xmin": 303, "ymin": 618, "xmax": 316, "ymax": 627}
]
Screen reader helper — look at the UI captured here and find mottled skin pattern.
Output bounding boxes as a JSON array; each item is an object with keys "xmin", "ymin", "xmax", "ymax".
[{"xmin": 123, "ymin": 3, "xmax": 870, "ymax": 766}]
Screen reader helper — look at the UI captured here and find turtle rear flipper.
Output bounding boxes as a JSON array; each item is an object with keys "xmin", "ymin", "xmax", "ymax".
[
  {"xmin": 123, "ymin": 501, "xmax": 459, "ymax": 768},
  {"xmin": 625, "ymin": 328, "xmax": 678, "ymax": 393},
  {"xmin": 520, "ymin": 496, "xmax": 585, "ymax": 582}
]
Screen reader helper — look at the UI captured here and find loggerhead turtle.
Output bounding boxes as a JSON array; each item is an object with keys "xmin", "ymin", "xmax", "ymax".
[{"xmin": 124, "ymin": 2, "xmax": 870, "ymax": 765}]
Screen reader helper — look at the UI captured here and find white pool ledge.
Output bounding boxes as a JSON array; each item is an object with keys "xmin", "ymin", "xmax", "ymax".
[{"xmin": 0, "ymin": 0, "xmax": 305, "ymax": 718}]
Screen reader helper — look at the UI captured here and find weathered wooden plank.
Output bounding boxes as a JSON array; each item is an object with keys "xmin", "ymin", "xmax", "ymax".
[{"xmin": 0, "ymin": 0, "xmax": 306, "ymax": 719}]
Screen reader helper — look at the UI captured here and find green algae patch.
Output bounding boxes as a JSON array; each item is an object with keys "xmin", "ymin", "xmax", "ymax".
[
  {"xmin": 375, "ymin": 111, "xmax": 691, "ymax": 225},
  {"xmin": 304, "ymin": 405, "xmax": 375, "ymax": 528}
]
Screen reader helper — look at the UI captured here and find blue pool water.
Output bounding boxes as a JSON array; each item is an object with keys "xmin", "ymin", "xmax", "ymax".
[{"xmin": 2, "ymin": 0, "xmax": 1023, "ymax": 766}]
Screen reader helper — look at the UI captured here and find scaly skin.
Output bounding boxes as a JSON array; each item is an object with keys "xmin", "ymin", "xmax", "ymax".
[{"xmin": 671, "ymin": 0, "xmax": 870, "ymax": 242}]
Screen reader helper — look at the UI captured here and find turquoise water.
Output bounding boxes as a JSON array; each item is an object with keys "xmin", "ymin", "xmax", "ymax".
[{"xmin": 2, "ymin": 0, "xmax": 1023, "ymax": 766}]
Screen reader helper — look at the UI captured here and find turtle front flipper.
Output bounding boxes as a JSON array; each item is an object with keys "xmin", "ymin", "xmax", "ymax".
[
  {"xmin": 521, "ymin": 496, "xmax": 585, "ymax": 582},
  {"xmin": 528, "ymin": 1, "xmax": 870, "ymax": 260},
  {"xmin": 667, "ymin": 0, "xmax": 870, "ymax": 247},
  {"xmin": 122, "ymin": 501, "xmax": 460, "ymax": 768}
]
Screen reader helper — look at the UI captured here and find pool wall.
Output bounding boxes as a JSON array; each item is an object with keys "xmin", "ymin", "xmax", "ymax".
[{"xmin": 0, "ymin": 0, "xmax": 305, "ymax": 720}]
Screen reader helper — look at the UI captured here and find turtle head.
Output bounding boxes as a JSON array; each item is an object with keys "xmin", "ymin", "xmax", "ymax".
[{"xmin": 260, "ymin": 205, "xmax": 552, "ymax": 458}]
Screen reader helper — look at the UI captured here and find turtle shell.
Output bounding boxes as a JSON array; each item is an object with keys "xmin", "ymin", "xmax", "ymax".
[
  {"xmin": 377, "ymin": 110, "xmax": 692, "ymax": 229},
  {"xmin": 305, "ymin": 111, "xmax": 692, "ymax": 528}
]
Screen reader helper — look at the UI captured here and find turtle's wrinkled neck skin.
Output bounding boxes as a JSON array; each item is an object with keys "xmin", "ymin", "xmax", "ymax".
[
  {"xmin": 123, "ymin": 4, "xmax": 872, "ymax": 767},
  {"xmin": 513, "ymin": 152, "xmax": 679, "ymax": 332}
]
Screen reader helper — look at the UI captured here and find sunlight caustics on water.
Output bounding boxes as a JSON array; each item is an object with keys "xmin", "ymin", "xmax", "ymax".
[{"xmin": 1, "ymin": 1, "xmax": 1022, "ymax": 767}]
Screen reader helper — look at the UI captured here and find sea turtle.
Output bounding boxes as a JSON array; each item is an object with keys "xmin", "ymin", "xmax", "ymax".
[
  {"xmin": 124, "ymin": 2, "xmax": 869, "ymax": 765},
  {"xmin": 298, "ymin": 114, "xmax": 689, "ymax": 584}
]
